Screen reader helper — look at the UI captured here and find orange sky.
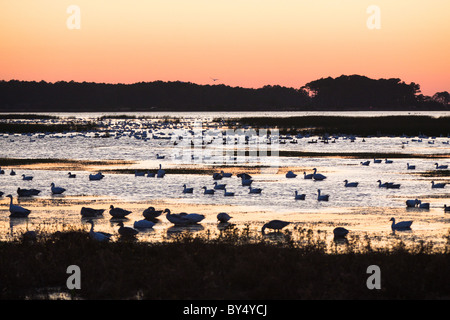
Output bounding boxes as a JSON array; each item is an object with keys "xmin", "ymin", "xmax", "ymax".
[{"xmin": 0, "ymin": 0, "xmax": 449, "ymax": 95}]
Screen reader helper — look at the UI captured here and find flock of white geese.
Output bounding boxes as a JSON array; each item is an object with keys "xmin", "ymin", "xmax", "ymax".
[{"xmin": 1, "ymin": 159, "xmax": 449, "ymax": 242}]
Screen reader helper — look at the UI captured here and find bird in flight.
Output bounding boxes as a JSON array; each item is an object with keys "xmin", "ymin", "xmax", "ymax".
[{"xmin": 210, "ymin": 77, "xmax": 219, "ymax": 82}]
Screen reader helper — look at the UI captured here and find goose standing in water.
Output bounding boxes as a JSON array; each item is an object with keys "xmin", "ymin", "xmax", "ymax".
[
  {"xmin": 142, "ymin": 207, "xmax": 163, "ymax": 219},
  {"xmin": 202, "ymin": 186, "xmax": 215, "ymax": 195},
  {"xmin": 50, "ymin": 183, "xmax": 66, "ymax": 195},
  {"xmin": 109, "ymin": 205, "xmax": 132, "ymax": 218},
  {"xmin": 406, "ymin": 199, "xmax": 420, "ymax": 208},
  {"xmin": 17, "ymin": 187, "xmax": 41, "ymax": 197},
  {"xmin": 390, "ymin": 218, "xmax": 413, "ymax": 231},
  {"xmin": 285, "ymin": 171, "xmax": 297, "ymax": 178},
  {"xmin": 133, "ymin": 219, "xmax": 155, "ymax": 229},
  {"xmin": 157, "ymin": 164, "xmax": 166, "ymax": 178},
  {"xmin": 435, "ymin": 163, "xmax": 448, "ymax": 170},
  {"xmin": 431, "ymin": 181, "xmax": 446, "ymax": 189},
  {"xmin": 6, "ymin": 195, "xmax": 31, "ymax": 217},
  {"xmin": 249, "ymin": 186, "xmax": 262, "ymax": 194},
  {"xmin": 89, "ymin": 172, "xmax": 104, "ymax": 181},
  {"xmin": 217, "ymin": 212, "xmax": 232, "ymax": 223},
  {"xmin": 220, "ymin": 170, "xmax": 232, "ymax": 178},
  {"xmin": 317, "ymin": 189, "xmax": 329, "ymax": 201},
  {"xmin": 87, "ymin": 220, "xmax": 111, "ymax": 242},
  {"xmin": 343, "ymin": 180, "xmax": 358, "ymax": 187},
  {"xmin": 117, "ymin": 221, "xmax": 139, "ymax": 237},
  {"xmin": 333, "ymin": 227, "xmax": 349, "ymax": 238},
  {"xmin": 294, "ymin": 191, "xmax": 306, "ymax": 200},
  {"xmin": 213, "ymin": 182, "xmax": 227, "ymax": 190},
  {"xmin": 261, "ymin": 220, "xmax": 290, "ymax": 234},
  {"xmin": 223, "ymin": 188, "xmax": 235, "ymax": 197},
  {"xmin": 312, "ymin": 168, "xmax": 327, "ymax": 180},
  {"xmin": 81, "ymin": 207, "xmax": 105, "ymax": 218},
  {"xmin": 303, "ymin": 172, "xmax": 313, "ymax": 179},
  {"xmin": 182, "ymin": 184, "xmax": 194, "ymax": 194},
  {"xmin": 407, "ymin": 163, "xmax": 416, "ymax": 170}
]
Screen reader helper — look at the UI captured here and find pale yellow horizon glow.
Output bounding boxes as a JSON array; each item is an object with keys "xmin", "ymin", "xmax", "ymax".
[{"xmin": 0, "ymin": 0, "xmax": 449, "ymax": 95}]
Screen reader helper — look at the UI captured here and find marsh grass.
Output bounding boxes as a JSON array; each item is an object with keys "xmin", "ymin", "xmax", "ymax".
[
  {"xmin": 224, "ymin": 116, "xmax": 450, "ymax": 137},
  {"xmin": 1, "ymin": 225, "xmax": 450, "ymax": 299}
]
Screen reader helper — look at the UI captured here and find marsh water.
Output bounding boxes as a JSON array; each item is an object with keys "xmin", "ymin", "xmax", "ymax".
[{"xmin": 0, "ymin": 112, "xmax": 449, "ymax": 248}]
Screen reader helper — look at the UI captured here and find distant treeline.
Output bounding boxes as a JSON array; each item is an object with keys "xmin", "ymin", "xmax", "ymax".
[{"xmin": 0, "ymin": 75, "xmax": 448, "ymax": 112}]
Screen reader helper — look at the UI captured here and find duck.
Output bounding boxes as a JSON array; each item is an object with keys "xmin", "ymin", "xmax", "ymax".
[
  {"xmin": 317, "ymin": 189, "xmax": 329, "ymax": 201},
  {"xmin": 87, "ymin": 220, "xmax": 111, "ymax": 242},
  {"xmin": 213, "ymin": 182, "xmax": 227, "ymax": 190},
  {"xmin": 407, "ymin": 163, "xmax": 416, "ymax": 170},
  {"xmin": 223, "ymin": 188, "xmax": 235, "ymax": 197},
  {"xmin": 50, "ymin": 183, "xmax": 66, "ymax": 195},
  {"xmin": 22, "ymin": 174, "xmax": 33, "ymax": 181},
  {"xmin": 6, "ymin": 195, "xmax": 31, "ymax": 217},
  {"xmin": 385, "ymin": 159, "xmax": 393, "ymax": 164},
  {"xmin": 373, "ymin": 158, "xmax": 382, "ymax": 164},
  {"xmin": 10, "ymin": 169, "xmax": 16, "ymax": 176},
  {"xmin": 312, "ymin": 168, "xmax": 327, "ymax": 180},
  {"xmin": 202, "ymin": 186, "xmax": 215, "ymax": 195},
  {"xmin": 147, "ymin": 171, "xmax": 156, "ymax": 177},
  {"xmin": 80, "ymin": 207, "xmax": 105, "ymax": 218},
  {"xmin": 68, "ymin": 172, "xmax": 76, "ymax": 178},
  {"xmin": 0, "ymin": 191, "xmax": 3, "ymax": 197},
  {"xmin": 303, "ymin": 172, "xmax": 313, "ymax": 179},
  {"xmin": 17, "ymin": 187, "xmax": 41, "ymax": 197},
  {"xmin": 261, "ymin": 220, "xmax": 290, "ymax": 233},
  {"xmin": 217, "ymin": 212, "xmax": 232, "ymax": 223},
  {"xmin": 248, "ymin": 186, "xmax": 262, "ymax": 194},
  {"xmin": 431, "ymin": 181, "xmax": 446, "ymax": 189},
  {"xmin": 156, "ymin": 154, "xmax": 165, "ymax": 160},
  {"xmin": 333, "ymin": 227, "xmax": 349, "ymax": 238},
  {"xmin": 444, "ymin": 205, "xmax": 450, "ymax": 213},
  {"xmin": 156, "ymin": 164, "xmax": 166, "ymax": 178},
  {"xmin": 294, "ymin": 191, "xmax": 306, "ymax": 200},
  {"xmin": 435, "ymin": 163, "xmax": 448, "ymax": 170},
  {"xmin": 133, "ymin": 219, "xmax": 155, "ymax": 229},
  {"xmin": 142, "ymin": 207, "xmax": 163, "ymax": 219},
  {"xmin": 0, "ymin": 167, "xmax": 4, "ymax": 174},
  {"xmin": 285, "ymin": 171, "xmax": 297, "ymax": 178},
  {"xmin": 343, "ymin": 180, "xmax": 359, "ymax": 188},
  {"xmin": 360, "ymin": 161, "xmax": 370, "ymax": 166},
  {"xmin": 390, "ymin": 218, "xmax": 413, "ymax": 231},
  {"xmin": 109, "ymin": 205, "xmax": 132, "ymax": 218},
  {"xmin": 117, "ymin": 221, "xmax": 139, "ymax": 237},
  {"xmin": 182, "ymin": 184, "xmax": 194, "ymax": 194},
  {"xmin": 89, "ymin": 172, "xmax": 104, "ymax": 181}
]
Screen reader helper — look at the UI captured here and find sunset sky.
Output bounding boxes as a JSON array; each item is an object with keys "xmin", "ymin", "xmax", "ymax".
[{"xmin": 0, "ymin": 0, "xmax": 449, "ymax": 95}]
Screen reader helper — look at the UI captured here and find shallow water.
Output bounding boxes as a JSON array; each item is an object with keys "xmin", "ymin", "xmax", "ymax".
[{"xmin": 0, "ymin": 113, "xmax": 449, "ymax": 248}]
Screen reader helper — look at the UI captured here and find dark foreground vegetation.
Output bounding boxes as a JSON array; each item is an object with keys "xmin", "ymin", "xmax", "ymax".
[
  {"xmin": 0, "ymin": 75, "xmax": 448, "ymax": 112},
  {"xmin": 1, "ymin": 227, "xmax": 449, "ymax": 300},
  {"xmin": 229, "ymin": 115, "xmax": 450, "ymax": 137}
]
